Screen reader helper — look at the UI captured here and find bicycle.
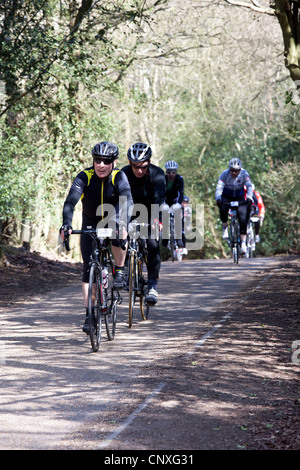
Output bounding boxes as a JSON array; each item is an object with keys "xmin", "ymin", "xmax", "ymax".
[
  {"xmin": 64, "ymin": 227, "xmax": 122, "ymax": 352},
  {"xmin": 125, "ymin": 221, "xmax": 159, "ymax": 328},
  {"xmin": 168, "ymin": 210, "xmax": 183, "ymax": 262},
  {"xmin": 224, "ymin": 201, "xmax": 241, "ymax": 264},
  {"xmin": 246, "ymin": 212, "xmax": 259, "ymax": 258}
]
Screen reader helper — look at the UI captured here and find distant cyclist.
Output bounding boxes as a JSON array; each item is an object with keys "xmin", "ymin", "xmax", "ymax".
[
  {"xmin": 215, "ymin": 158, "xmax": 253, "ymax": 254},
  {"xmin": 122, "ymin": 142, "xmax": 166, "ymax": 305},
  {"xmin": 182, "ymin": 195, "xmax": 192, "ymax": 233},
  {"xmin": 164, "ymin": 160, "xmax": 185, "ymax": 248},
  {"xmin": 60, "ymin": 141, "xmax": 133, "ymax": 333},
  {"xmin": 252, "ymin": 184, "xmax": 265, "ymax": 243}
]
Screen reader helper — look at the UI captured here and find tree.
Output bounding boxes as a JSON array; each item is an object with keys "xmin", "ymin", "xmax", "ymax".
[{"xmin": 224, "ymin": 1, "xmax": 300, "ymax": 86}]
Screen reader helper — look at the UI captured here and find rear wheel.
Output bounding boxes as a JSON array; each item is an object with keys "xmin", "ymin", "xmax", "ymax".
[
  {"xmin": 138, "ymin": 256, "xmax": 147, "ymax": 320},
  {"xmin": 88, "ymin": 262, "xmax": 102, "ymax": 352},
  {"xmin": 128, "ymin": 250, "xmax": 136, "ymax": 328},
  {"xmin": 232, "ymin": 221, "xmax": 240, "ymax": 264},
  {"xmin": 170, "ymin": 220, "xmax": 175, "ymax": 262},
  {"xmin": 103, "ymin": 262, "xmax": 117, "ymax": 340}
]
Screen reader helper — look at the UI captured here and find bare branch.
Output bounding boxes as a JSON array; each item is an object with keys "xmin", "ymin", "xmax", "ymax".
[{"xmin": 223, "ymin": 0, "xmax": 275, "ymax": 15}]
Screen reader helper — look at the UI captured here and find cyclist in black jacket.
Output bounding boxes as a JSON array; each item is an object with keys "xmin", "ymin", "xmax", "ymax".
[
  {"xmin": 60, "ymin": 141, "xmax": 133, "ymax": 332},
  {"xmin": 164, "ymin": 160, "xmax": 185, "ymax": 248},
  {"xmin": 122, "ymin": 142, "xmax": 166, "ymax": 305}
]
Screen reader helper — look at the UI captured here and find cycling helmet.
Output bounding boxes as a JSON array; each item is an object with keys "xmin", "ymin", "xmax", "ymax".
[
  {"xmin": 183, "ymin": 195, "xmax": 190, "ymax": 202},
  {"xmin": 165, "ymin": 160, "xmax": 178, "ymax": 170},
  {"xmin": 127, "ymin": 142, "xmax": 152, "ymax": 162},
  {"xmin": 92, "ymin": 141, "xmax": 119, "ymax": 161},
  {"xmin": 229, "ymin": 157, "xmax": 242, "ymax": 170}
]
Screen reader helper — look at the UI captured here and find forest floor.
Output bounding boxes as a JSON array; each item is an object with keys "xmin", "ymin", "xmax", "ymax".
[{"xmin": 0, "ymin": 245, "xmax": 299, "ymax": 450}]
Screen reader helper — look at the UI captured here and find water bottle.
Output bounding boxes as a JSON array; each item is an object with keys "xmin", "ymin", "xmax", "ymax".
[{"xmin": 102, "ymin": 267, "xmax": 108, "ymax": 288}]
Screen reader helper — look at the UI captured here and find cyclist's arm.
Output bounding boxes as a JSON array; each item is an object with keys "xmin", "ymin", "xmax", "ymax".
[
  {"xmin": 178, "ymin": 175, "xmax": 184, "ymax": 204},
  {"xmin": 114, "ymin": 170, "xmax": 134, "ymax": 229},
  {"xmin": 215, "ymin": 175, "xmax": 225, "ymax": 201},
  {"xmin": 152, "ymin": 168, "xmax": 166, "ymax": 206},
  {"xmin": 62, "ymin": 172, "xmax": 87, "ymax": 227},
  {"xmin": 243, "ymin": 171, "xmax": 253, "ymax": 201}
]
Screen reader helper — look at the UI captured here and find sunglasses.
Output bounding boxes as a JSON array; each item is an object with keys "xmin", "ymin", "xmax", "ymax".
[
  {"xmin": 230, "ymin": 169, "xmax": 240, "ymax": 173},
  {"xmin": 93, "ymin": 157, "xmax": 112, "ymax": 165},
  {"xmin": 130, "ymin": 162, "xmax": 149, "ymax": 170}
]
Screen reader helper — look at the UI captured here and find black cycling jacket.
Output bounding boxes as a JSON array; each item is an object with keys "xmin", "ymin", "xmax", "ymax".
[
  {"xmin": 165, "ymin": 174, "xmax": 184, "ymax": 206},
  {"xmin": 122, "ymin": 163, "xmax": 166, "ymax": 222},
  {"xmin": 62, "ymin": 166, "xmax": 133, "ymax": 228}
]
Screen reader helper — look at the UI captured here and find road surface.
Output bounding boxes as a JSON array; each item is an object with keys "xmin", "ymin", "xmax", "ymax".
[{"xmin": 0, "ymin": 256, "xmax": 279, "ymax": 450}]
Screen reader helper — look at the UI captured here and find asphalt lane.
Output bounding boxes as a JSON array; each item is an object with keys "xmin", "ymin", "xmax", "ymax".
[{"xmin": 0, "ymin": 256, "xmax": 278, "ymax": 449}]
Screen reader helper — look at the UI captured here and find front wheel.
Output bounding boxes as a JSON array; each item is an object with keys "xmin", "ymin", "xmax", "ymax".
[{"xmin": 88, "ymin": 262, "xmax": 102, "ymax": 352}]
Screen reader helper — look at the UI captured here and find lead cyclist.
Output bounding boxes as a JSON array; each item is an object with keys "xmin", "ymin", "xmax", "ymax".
[{"xmin": 60, "ymin": 141, "xmax": 133, "ymax": 333}]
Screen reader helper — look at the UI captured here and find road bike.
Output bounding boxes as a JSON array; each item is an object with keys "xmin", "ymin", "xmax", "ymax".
[
  {"xmin": 246, "ymin": 212, "xmax": 259, "ymax": 258},
  {"xmin": 168, "ymin": 210, "xmax": 184, "ymax": 262},
  {"xmin": 64, "ymin": 227, "xmax": 122, "ymax": 352},
  {"xmin": 226, "ymin": 201, "xmax": 241, "ymax": 264},
  {"xmin": 225, "ymin": 200, "xmax": 250, "ymax": 264},
  {"xmin": 125, "ymin": 221, "xmax": 159, "ymax": 328}
]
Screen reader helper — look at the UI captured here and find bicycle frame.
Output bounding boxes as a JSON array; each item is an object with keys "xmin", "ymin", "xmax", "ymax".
[
  {"xmin": 126, "ymin": 222, "xmax": 149, "ymax": 327},
  {"xmin": 168, "ymin": 210, "xmax": 183, "ymax": 262},
  {"xmin": 64, "ymin": 227, "xmax": 121, "ymax": 351},
  {"xmin": 227, "ymin": 201, "xmax": 241, "ymax": 264},
  {"xmin": 246, "ymin": 213, "xmax": 259, "ymax": 258}
]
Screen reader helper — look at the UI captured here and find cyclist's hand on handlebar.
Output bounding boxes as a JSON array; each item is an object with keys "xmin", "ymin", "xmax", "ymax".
[
  {"xmin": 59, "ymin": 225, "xmax": 73, "ymax": 241},
  {"xmin": 216, "ymin": 199, "xmax": 221, "ymax": 208},
  {"xmin": 246, "ymin": 197, "xmax": 253, "ymax": 206},
  {"xmin": 153, "ymin": 218, "xmax": 163, "ymax": 232}
]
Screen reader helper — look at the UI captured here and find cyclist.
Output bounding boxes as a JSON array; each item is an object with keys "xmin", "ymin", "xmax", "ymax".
[
  {"xmin": 182, "ymin": 195, "xmax": 192, "ymax": 233},
  {"xmin": 164, "ymin": 160, "xmax": 185, "ymax": 248},
  {"xmin": 122, "ymin": 142, "xmax": 166, "ymax": 305},
  {"xmin": 60, "ymin": 141, "xmax": 133, "ymax": 333},
  {"xmin": 252, "ymin": 184, "xmax": 265, "ymax": 242},
  {"xmin": 215, "ymin": 157, "xmax": 253, "ymax": 254}
]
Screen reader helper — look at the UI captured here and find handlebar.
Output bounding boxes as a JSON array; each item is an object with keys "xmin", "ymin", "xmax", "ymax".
[
  {"xmin": 222, "ymin": 200, "xmax": 248, "ymax": 209},
  {"xmin": 62, "ymin": 227, "xmax": 127, "ymax": 252}
]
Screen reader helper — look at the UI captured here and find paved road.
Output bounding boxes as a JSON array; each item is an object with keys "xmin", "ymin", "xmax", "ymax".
[{"xmin": 0, "ymin": 256, "xmax": 279, "ymax": 450}]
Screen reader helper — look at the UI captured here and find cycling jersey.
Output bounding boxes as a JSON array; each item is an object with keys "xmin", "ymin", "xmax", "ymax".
[
  {"xmin": 63, "ymin": 166, "xmax": 133, "ymax": 228},
  {"xmin": 62, "ymin": 166, "xmax": 133, "ymax": 283},
  {"xmin": 253, "ymin": 190, "xmax": 265, "ymax": 218},
  {"xmin": 165, "ymin": 174, "xmax": 184, "ymax": 206},
  {"xmin": 122, "ymin": 162, "xmax": 166, "ymax": 288},
  {"xmin": 215, "ymin": 168, "xmax": 253, "ymax": 201},
  {"xmin": 122, "ymin": 163, "xmax": 166, "ymax": 219}
]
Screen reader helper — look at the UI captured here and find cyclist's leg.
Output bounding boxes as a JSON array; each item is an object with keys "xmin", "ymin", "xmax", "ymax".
[
  {"xmin": 219, "ymin": 199, "xmax": 229, "ymax": 238},
  {"xmin": 111, "ymin": 239, "xmax": 127, "ymax": 289},
  {"xmin": 145, "ymin": 237, "xmax": 160, "ymax": 304}
]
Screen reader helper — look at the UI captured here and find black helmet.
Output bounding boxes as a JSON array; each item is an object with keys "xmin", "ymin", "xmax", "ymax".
[
  {"xmin": 229, "ymin": 157, "xmax": 242, "ymax": 170},
  {"xmin": 92, "ymin": 141, "xmax": 119, "ymax": 161},
  {"xmin": 127, "ymin": 142, "xmax": 152, "ymax": 162}
]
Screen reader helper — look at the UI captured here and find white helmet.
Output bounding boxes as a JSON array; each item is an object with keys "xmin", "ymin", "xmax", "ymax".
[{"xmin": 165, "ymin": 160, "xmax": 178, "ymax": 170}]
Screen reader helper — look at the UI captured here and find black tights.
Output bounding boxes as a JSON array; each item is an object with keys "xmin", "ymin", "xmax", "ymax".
[{"xmin": 220, "ymin": 200, "xmax": 250, "ymax": 235}]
